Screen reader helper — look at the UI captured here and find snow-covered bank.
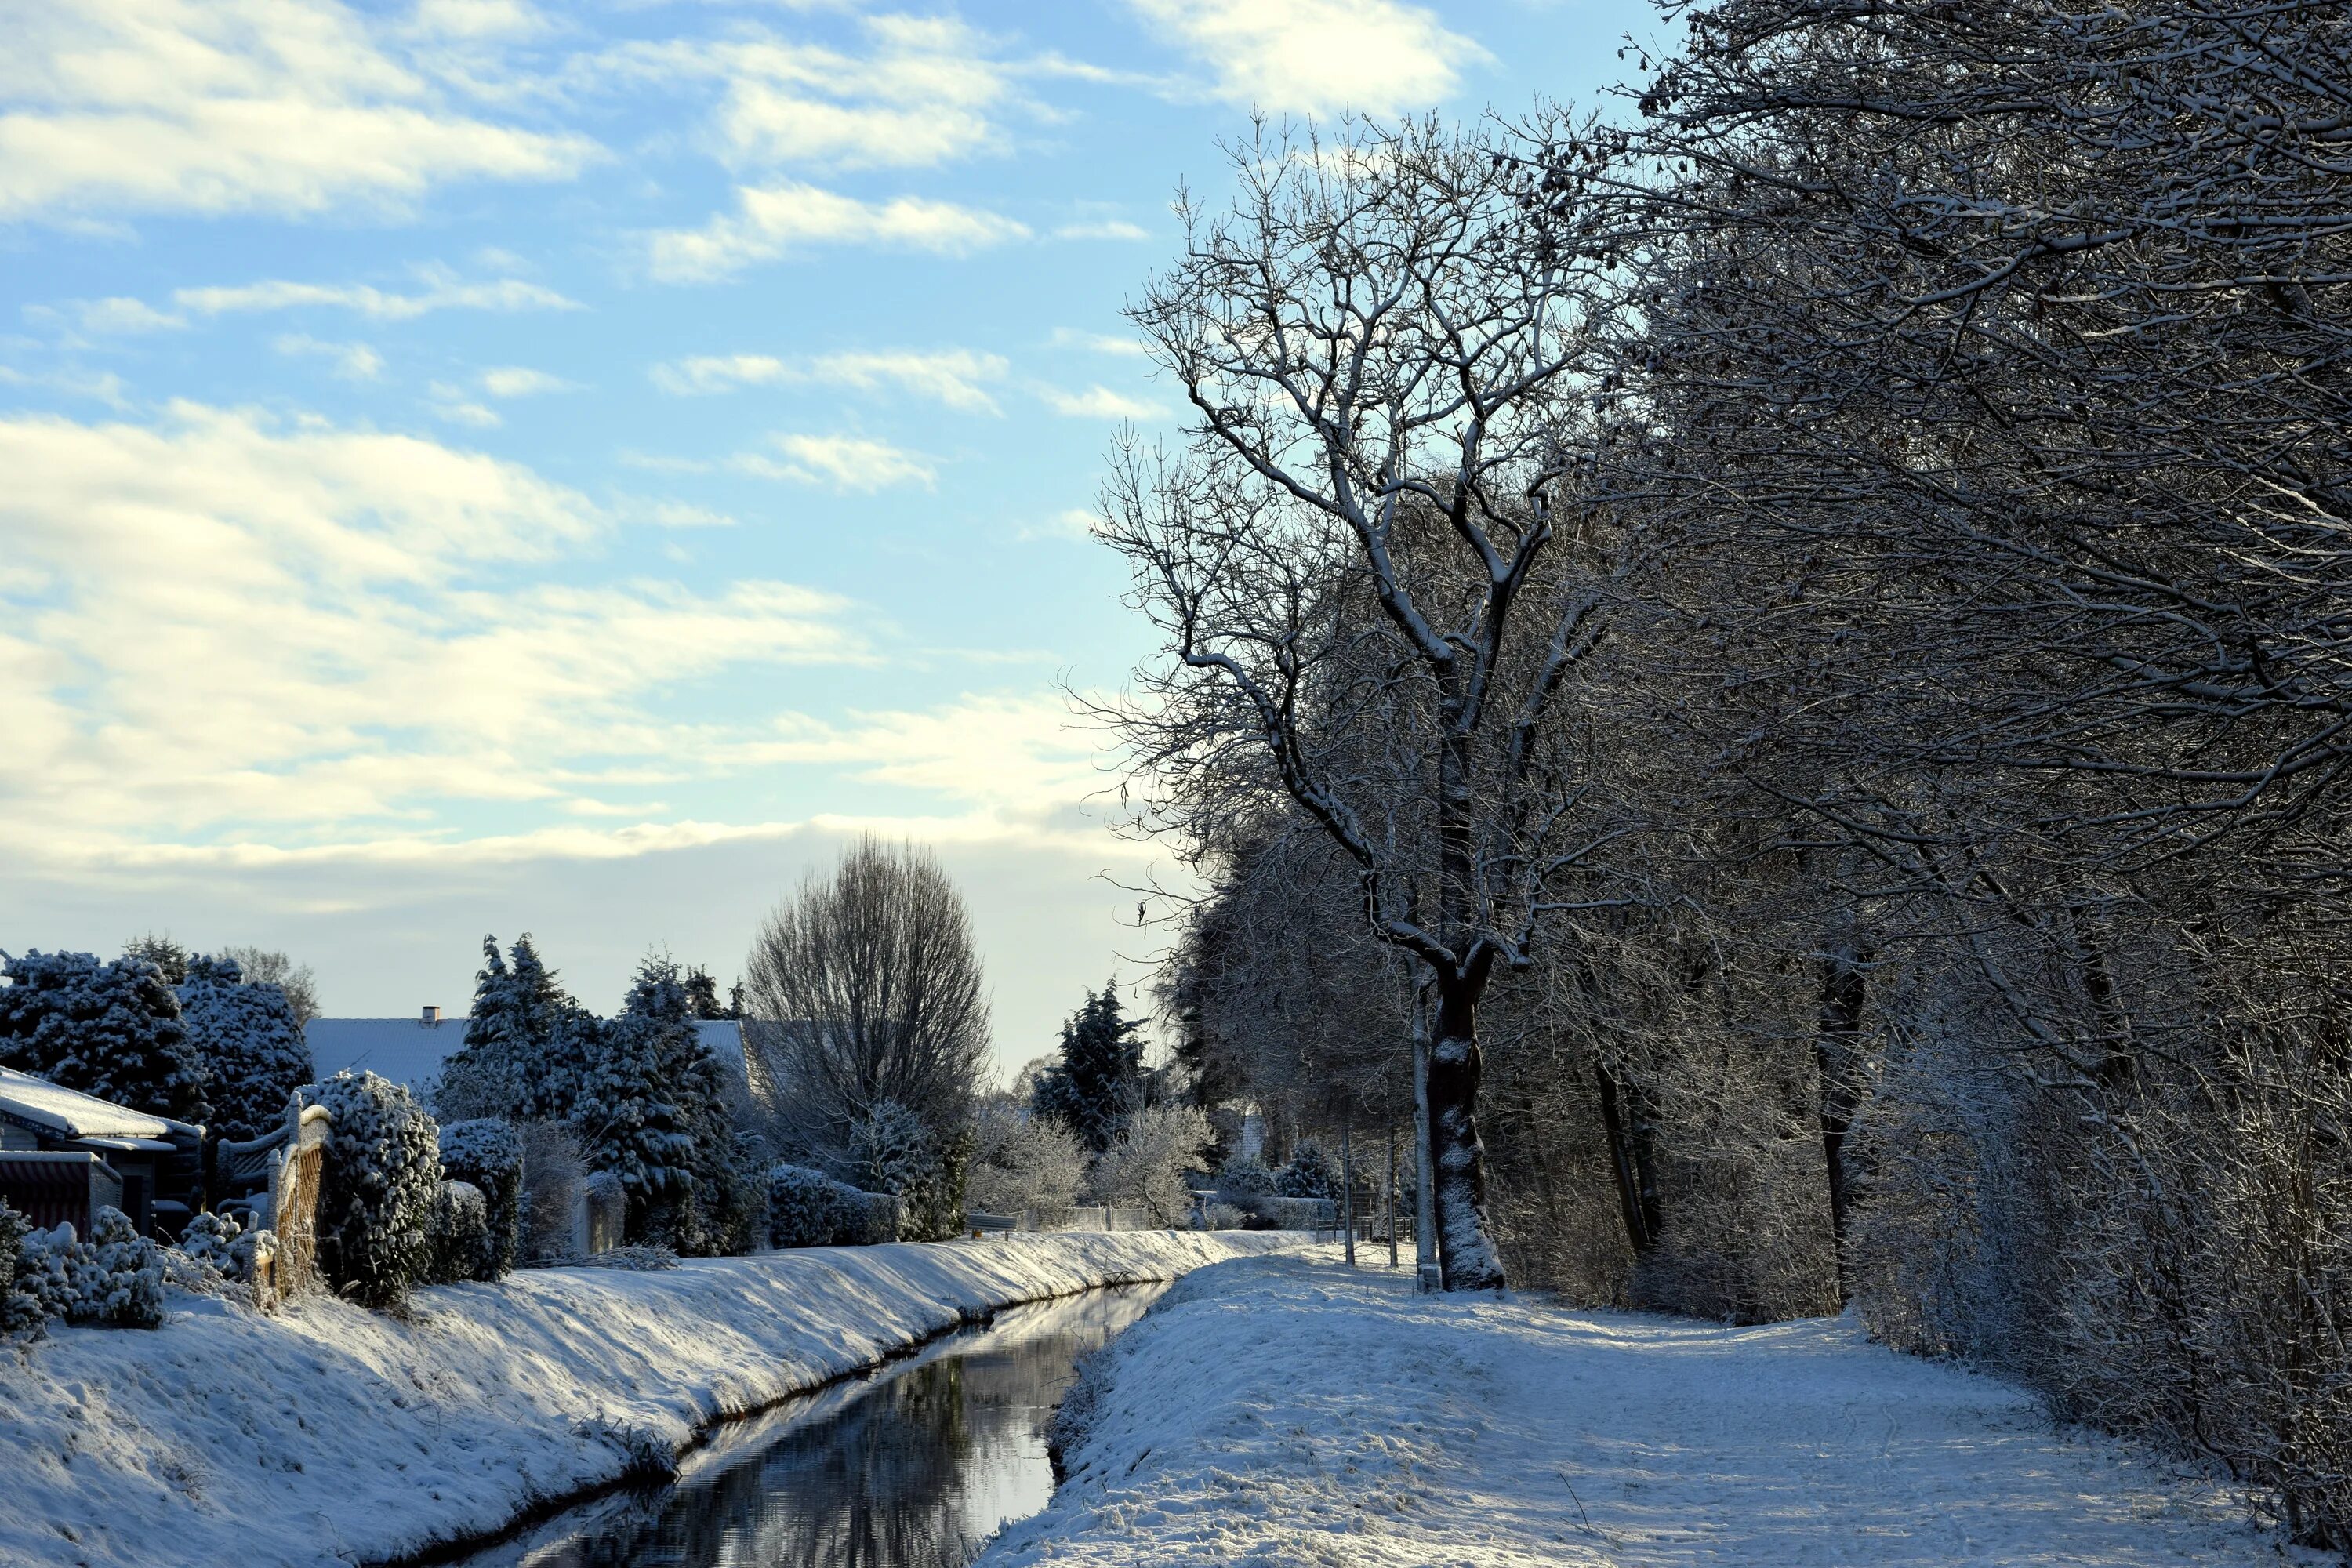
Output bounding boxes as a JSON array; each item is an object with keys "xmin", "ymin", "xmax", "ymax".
[
  {"xmin": 984, "ymin": 1253, "xmax": 2281, "ymax": 1568},
  {"xmin": 0, "ymin": 1232, "xmax": 1298, "ymax": 1568}
]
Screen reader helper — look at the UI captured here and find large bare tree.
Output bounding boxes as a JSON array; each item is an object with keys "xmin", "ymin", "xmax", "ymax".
[
  {"xmin": 742, "ymin": 837, "xmax": 990, "ymax": 1167},
  {"xmin": 1099, "ymin": 118, "xmax": 1639, "ymax": 1289}
]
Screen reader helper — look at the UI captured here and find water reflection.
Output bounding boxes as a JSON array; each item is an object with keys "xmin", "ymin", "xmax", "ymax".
[{"xmin": 451, "ymin": 1283, "xmax": 1165, "ymax": 1568}]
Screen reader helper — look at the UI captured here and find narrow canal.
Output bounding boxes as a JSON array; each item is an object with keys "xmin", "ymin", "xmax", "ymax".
[{"xmin": 444, "ymin": 1283, "xmax": 1167, "ymax": 1568}]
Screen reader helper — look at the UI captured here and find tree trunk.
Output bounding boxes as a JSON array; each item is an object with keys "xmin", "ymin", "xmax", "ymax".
[
  {"xmin": 1385, "ymin": 1125, "xmax": 1399, "ymax": 1269},
  {"xmin": 1815, "ymin": 944, "xmax": 1869, "ymax": 1305},
  {"xmin": 1428, "ymin": 965, "xmax": 1508, "ymax": 1290},
  {"xmin": 1412, "ymin": 1025, "xmax": 1441, "ymax": 1293},
  {"xmin": 1594, "ymin": 1056, "xmax": 1655, "ymax": 1258},
  {"xmin": 1341, "ymin": 1113, "xmax": 1356, "ymax": 1267}
]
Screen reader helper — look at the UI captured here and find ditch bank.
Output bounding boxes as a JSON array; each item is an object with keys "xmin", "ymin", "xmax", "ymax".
[{"xmin": 0, "ymin": 1231, "xmax": 1305, "ymax": 1568}]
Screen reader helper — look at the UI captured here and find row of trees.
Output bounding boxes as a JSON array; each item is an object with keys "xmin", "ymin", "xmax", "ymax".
[
  {"xmin": 0, "ymin": 946, "xmax": 314, "ymax": 1140},
  {"xmin": 1111, "ymin": 2, "xmax": 2352, "ymax": 1544}
]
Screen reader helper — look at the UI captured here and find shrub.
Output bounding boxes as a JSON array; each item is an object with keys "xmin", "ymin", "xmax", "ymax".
[
  {"xmin": 517, "ymin": 1119, "xmax": 586, "ymax": 1261},
  {"xmin": 426, "ymin": 1181, "xmax": 493, "ymax": 1286},
  {"xmin": 768, "ymin": 1163, "xmax": 848, "ymax": 1248},
  {"xmin": 13, "ymin": 1209, "xmax": 165, "ymax": 1329},
  {"xmin": 0, "ymin": 1200, "xmax": 38, "ymax": 1334},
  {"xmin": 1215, "ymin": 1155, "xmax": 1276, "ymax": 1198},
  {"xmin": 967, "ymin": 1098, "xmax": 1087, "ymax": 1218},
  {"xmin": 437, "ymin": 1119, "xmax": 524, "ymax": 1279},
  {"xmin": 309, "ymin": 1070, "xmax": 441, "ymax": 1308},
  {"xmin": 1276, "ymin": 1143, "xmax": 1339, "ymax": 1201},
  {"xmin": 851, "ymin": 1099, "xmax": 963, "ymax": 1241},
  {"xmin": 1085, "ymin": 1105, "xmax": 1213, "ymax": 1228},
  {"xmin": 1201, "ymin": 1202, "xmax": 1248, "ymax": 1231},
  {"xmin": 177, "ymin": 954, "xmax": 313, "ymax": 1141}
]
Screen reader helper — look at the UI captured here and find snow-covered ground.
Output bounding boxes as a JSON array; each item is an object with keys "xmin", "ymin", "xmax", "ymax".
[
  {"xmin": 0, "ymin": 1232, "xmax": 1297, "ymax": 1568},
  {"xmin": 984, "ymin": 1253, "xmax": 2287, "ymax": 1568}
]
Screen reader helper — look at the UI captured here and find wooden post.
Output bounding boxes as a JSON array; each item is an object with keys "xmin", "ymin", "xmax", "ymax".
[
  {"xmin": 1385, "ymin": 1124, "xmax": 1399, "ymax": 1269},
  {"xmin": 1341, "ymin": 1112, "xmax": 1356, "ymax": 1268}
]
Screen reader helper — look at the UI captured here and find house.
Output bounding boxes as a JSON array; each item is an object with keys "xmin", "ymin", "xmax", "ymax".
[
  {"xmin": 0, "ymin": 1065, "xmax": 205, "ymax": 1236},
  {"xmin": 304, "ymin": 1007, "xmax": 755, "ymax": 1109}
]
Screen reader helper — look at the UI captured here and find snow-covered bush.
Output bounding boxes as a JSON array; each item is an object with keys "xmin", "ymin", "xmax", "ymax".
[
  {"xmin": 0, "ymin": 1199, "xmax": 39, "ymax": 1334},
  {"xmin": 851, "ymin": 1098, "xmax": 963, "ymax": 1241},
  {"xmin": 1085, "ymin": 1106, "xmax": 1213, "ymax": 1228},
  {"xmin": 966, "ymin": 1097, "xmax": 1087, "ymax": 1218},
  {"xmin": 437, "ymin": 1118, "xmax": 524, "ymax": 1279},
  {"xmin": 177, "ymin": 954, "xmax": 314, "ymax": 1141},
  {"xmin": 13, "ymin": 1209, "xmax": 166, "ymax": 1329},
  {"xmin": 1274, "ymin": 1143, "xmax": 1339, "ymax": 1201},
  {"xmin": 426, "ymin": 1180, "xmax": 493, "ymax": 1286},
  {"xmin": 1200, "ymin": 1201, "xmax": 1248, "ymax": 1231},
  {"xmin": 767, "ymin": 1163, "xmax": 853, "ymax": 1248},
  {"xmin": 1214, "ymin": 1156, "xmax": 1275, "ymax": 1198},
  {"xmin": 516, "ymin": 1119, "xmax": 586, "ymax": 1261},
  {"xmin": 0, "ymin": 949, "xmax": 208, "ymax": 1123},
  {"xmin": 165, "ymin": 1209, "xmax": 263, "ymax": 1294},
  {"xmin": 309, "ymin": 1070, "xmax": 441, "ymax": 1308}
]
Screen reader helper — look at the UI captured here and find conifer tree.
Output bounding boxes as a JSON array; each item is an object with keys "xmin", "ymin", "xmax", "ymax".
[
  {"xmin": 0, "ymin": 949, "xmax": 208, "ymax": 1123},
  {"xmin": 177, "ymin": 954, "xmax": 314, "ymax": 1140},
  {"xmin": 436, "ymin": 934, "xmax": 591, "ymax": 1123},
  {"xmin": 1032, "ymin": 982, "xmax": 1147, "ymax": 1155}
]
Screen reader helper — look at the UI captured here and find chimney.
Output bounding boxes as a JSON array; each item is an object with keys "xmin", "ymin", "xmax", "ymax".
[{"xmin": 422, "ymin": 1004, "xmax": 442, "ymax": 1025}]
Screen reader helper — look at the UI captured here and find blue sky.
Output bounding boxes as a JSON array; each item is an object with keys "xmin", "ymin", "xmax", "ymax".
[{"xmin": 1, "ymin": 0, "xmax": 1661, "ymax": 1076}]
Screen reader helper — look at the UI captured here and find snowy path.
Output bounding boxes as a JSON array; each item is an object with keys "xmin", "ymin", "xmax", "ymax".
[
  {"xmin": 983, "ymin": 1253, "xmax": 2278, "ymax": 1568},
  {"xmin": 0, "ymin": 1232, "xmax": 1298, "ymax": 1568}
]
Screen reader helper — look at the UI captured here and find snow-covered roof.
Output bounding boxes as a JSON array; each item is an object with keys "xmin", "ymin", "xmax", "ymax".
[
  {"xmin": 305, "ymin": 1016, "xmax": 469, "ymax": 1094},
  {"xmin": 0, "ymin": 1065, "xmax": 182, "ymax": 1141}
]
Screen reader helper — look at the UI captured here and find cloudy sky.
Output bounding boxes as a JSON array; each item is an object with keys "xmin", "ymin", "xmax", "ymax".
[{"xmin": 1, "ymin": 0, "xmax": 1657, "ymax": 1077}]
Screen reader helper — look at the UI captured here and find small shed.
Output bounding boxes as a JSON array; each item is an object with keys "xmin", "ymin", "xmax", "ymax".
[{"xmin": 0, "ymin": 1067, "xmax": 204, "ymax": 1236}]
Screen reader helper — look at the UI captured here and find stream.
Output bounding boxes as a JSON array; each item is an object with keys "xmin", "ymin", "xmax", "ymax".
[{"xmin": 441, "ymin": 1282, "xmax": 1168, "ymax": 1568}]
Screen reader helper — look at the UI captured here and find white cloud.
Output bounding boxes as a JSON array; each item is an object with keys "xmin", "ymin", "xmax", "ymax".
[
  {"xmin": 1050, "ymin": 327, "xmax": 1148, "ymax": 357},
  {"xmin": 1054, "ymin": 219, "xmax": 1149, "ymax": 241},
  {"xmin": 641, "ymin": 500, "xmax": 737, "ymax": 529},
  {"xmin": 648, "ymin": 182, "xmax": 1029, "ymax": 281},
  {"xmin": 1123, "ymin": 0, "xmax": 1486, "ymax": 114},
  {"xmin": 273, "ymin": 333, "xmax": 383, "ymax": 379},
  {"xmin": 735, "ymin": 433, "xmax": 935, "ymax": 492},
  {"xmin": 177, "ymin": 270, "xmax": 580, "ymax": 320},
  {"xmin": 478, "ymin": 365, "xmax": 575, "ymax": 397},
  {"xmin": 431, "ymin": 398, "xmax": 503, "ymax": 428},
  {"xmin": 1040, "ymin": 383, "xmax": 1163, "ymax": 420},
  {"xmin": 0, "ymin": 401, "xmax": 863, "ymax": 850},
  {"xmin": 1016, "ymin": 506, "xmax": 1102, "ymax": 543},
  {"xmin": 0, "ymin": 0, "xmax": 597, "ymax": 221},
  {"xmin": 652, "ymin": 347, "xmax": 1007, "ymax": 412},
  {"xmin": 72, "ymin": 296, "xmax": 187, "ymax": 334}
]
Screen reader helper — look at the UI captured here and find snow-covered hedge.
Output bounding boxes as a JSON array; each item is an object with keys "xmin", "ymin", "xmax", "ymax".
[
  {"xmin": 437, "ymin": 1119, "xmax": 524, "ymax": 1279},
  {"xmin": 12, "ymin": 1207, "xmax": 165, "ymax": 1330},
  {"xmin": 1215, "ymin": 1156, "xmax": 1276, "ymax": 1198},
  {"xmin": 427, "ymin": 1181, "xmax": 493, "ymax": 1285},
  {"xmin": 0, "ymin": 1199, "xmax": 38, "ymax": 1333},
  {"xmin": 308, "ymin": 1070, "xmax": 441, "ymax": 1307},
  {"xmin": 764, "ymin": 1163, "xmax": 893, "ymax": 1248}
]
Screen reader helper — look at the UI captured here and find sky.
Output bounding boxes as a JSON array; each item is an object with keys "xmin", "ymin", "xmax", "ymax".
[{"xmin": 0, "ymin": 0, "xmax": 1662, "ymax": 1081}]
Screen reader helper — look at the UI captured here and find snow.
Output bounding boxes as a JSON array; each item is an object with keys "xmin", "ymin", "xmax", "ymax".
[
  {"xmin": 984, "ymin": 1252, "xmax": 2288, "ymax": 1568},
  {"xmin": 0, "ymin": 1065, "xmax": 180, "ymax": 1142},
  {"xmin": 0, "ymin": 1230, "xmax": 1300, "ymax": 1568}
]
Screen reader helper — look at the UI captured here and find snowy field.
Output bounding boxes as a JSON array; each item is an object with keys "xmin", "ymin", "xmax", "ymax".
[
  {"xmin": 0, "ymin": 1231, "xmax": 1298, "ymax": 1568},
  {"xmin": 985, "ymin": 1253, "xmax": 2290, "ymax": 1568}
]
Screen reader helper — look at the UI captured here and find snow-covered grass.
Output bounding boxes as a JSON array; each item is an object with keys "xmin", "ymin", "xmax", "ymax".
[
  {"xmin": 985, "ymin": 1252, "xmax": 2292, "ymax": 1568},
  {"xmin": 0, "ymin": 1231, "xmax": 1298, "ymax": 1568}
]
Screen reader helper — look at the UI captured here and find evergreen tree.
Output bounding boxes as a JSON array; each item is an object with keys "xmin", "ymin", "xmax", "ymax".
[
  {"xmin": 0, "ymin": 949, "xmax": 208, "ymax": 1123},
  {"xmin": 684, "ymin": 964, "xmax": 736, "ymax": 1020},
  {"xmin": 122, "ymin": 934, "xmax": 189, "ymax": 985},
  {"xmin": 177, "ymin": 954, "xmax": 314, "ymax": 1140},
  {"xmin": 435, "ymin": 934, "xmax": 591, "ymax": 1123},
  {"xmin": 1031, "ymin": 982, "xmax": 1147, "ymax": 1155}
]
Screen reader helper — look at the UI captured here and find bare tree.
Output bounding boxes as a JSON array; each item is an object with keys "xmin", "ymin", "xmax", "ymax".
[
  {"xmin": 742, "ymin": 837, "xmax": 991, "ymax": 1168},
  {"xmin": 220, "ymin": 946, "xmax": 321, "ymax": 1030},
  {"xmin": 1099, "ymin": 117, "xmax": 1639, "ymax": 1289}
]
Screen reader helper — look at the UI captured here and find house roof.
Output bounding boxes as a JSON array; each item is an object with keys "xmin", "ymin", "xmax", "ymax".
[
  {"xmin": 304, "ymin": 1016, "xmax": 470, "ymax": 1094},
  {"xmin": 0, "ymin": 1065, "xmax": 191, "ymax": 1141},
  {"xmin": 303, "ymin": 1017, "xmax": 750, "ymax": 1098}
]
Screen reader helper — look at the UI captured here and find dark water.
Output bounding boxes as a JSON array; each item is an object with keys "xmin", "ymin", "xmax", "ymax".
[{"xmin": 446, "ymin": 1283, "xmax": 1167, "ymax": 1568}]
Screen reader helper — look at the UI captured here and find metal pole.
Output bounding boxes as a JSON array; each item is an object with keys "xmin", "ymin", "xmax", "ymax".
[
  {"xmin": 1413, "ymin": 1000, "xmax": 1440, "ymax": 1293},
  {"xmin": 1341, "ymin": 1112, "xmax": 1356, "ymax": 1268}
]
